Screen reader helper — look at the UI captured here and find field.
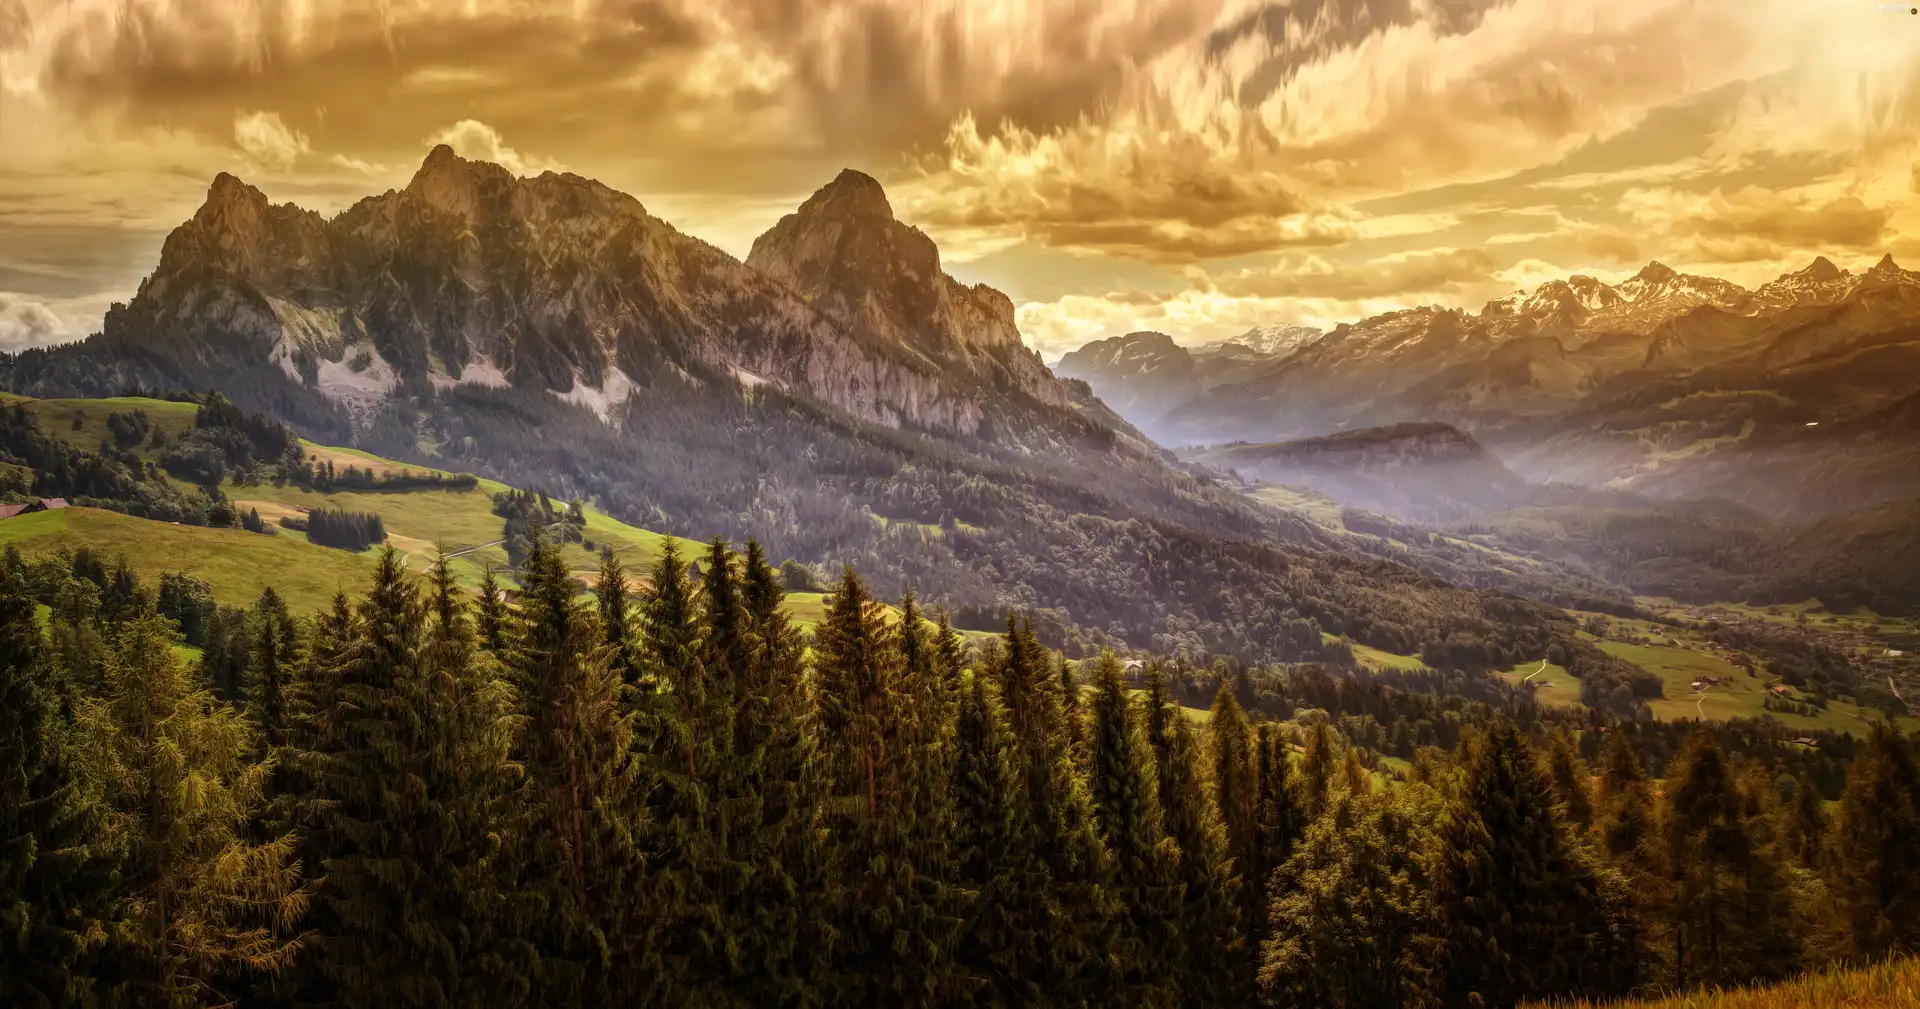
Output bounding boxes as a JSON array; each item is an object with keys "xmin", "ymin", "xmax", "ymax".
[
  {"xmin": 0, "ymin": 393, "xmax": 200, "ymax": 465},
  {"xmin": 229, "ymin": 457, "xmax": 703, "ymax": 595},
  {"xmin": 1527, "ymin": 957, "xmax": 1919, "ymax": 1008},
  {"xmin": 1498, "ymin": 659, "xmax": 1584, "ymax": 709},
  {"xmin": 1598, "ymin": 639, "xmax": 1918, "ymax": 733},
  {"xmin": 0, "ymin": 507, "xmax": 378, "ymax": 615}
]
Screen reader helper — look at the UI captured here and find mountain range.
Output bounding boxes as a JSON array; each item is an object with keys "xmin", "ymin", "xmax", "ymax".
[
  {"xmin": 1060, "ymin": 258, "xmax": 1920, "ymax": 518},
  {"xmin": 0, "ymin": 147, "xmax": 1616, "ymax": 675}
]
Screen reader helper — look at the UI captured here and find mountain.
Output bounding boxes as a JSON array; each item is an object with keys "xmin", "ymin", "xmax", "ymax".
[
  {"xmin": 1186, "ymin": 423, "xmax": 1532, "ymax": 526},
  {"xmin": 1054, "ymin": 328, "xmax": 1330, "ymax": 442},
  {"xmin": 1066, "ymin": 256, "xmax": 1920, "ymax": 518},
  {"xmin": 0, "ymin": 149, "xmax": 1611, "ymax": 673},
  {"xmin": 1212, "ymin": 323, "xmax": 1323, "ymax": 357},
  {"xmin": 1051, "ymin": 332, "xmax": 1203, "ymax": 433}
]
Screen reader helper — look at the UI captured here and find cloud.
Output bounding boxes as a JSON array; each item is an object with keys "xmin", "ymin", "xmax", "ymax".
[
  {"xmin": 421, "ymin": 120, "xmax": 562, "ymax": 177},
  {"xmin": 1201, "ymin": 247, "xmax": 1502, "ymax": 301},
  {"xmin": 0, "ymin": 292, "xmax": 77, "ymax": 349},
  {"xmin": 231, "ymin": 110, "xmax": 309, "ymax": 173},
  {"xmin": 897, "ymin": 113, "xmax": 1352, "ymax": 264},
  {"xmin": 1619, "ymin": 185, "xmax": 1893, "ymax": 262}
]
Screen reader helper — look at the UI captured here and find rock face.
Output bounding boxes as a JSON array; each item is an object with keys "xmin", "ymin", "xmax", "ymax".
[
  {"xmin": 84, "ymin": 148, "xmax": 1103, "ymax": 443},
  {"xmin": 746, "ymin": 169, "xmax": 1067, "ymax": 410}
]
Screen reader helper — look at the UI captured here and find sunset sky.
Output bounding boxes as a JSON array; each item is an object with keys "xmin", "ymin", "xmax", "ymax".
[{"xmin": 2, "ymin": 0, "xmax": 1918, "ymax": 357}]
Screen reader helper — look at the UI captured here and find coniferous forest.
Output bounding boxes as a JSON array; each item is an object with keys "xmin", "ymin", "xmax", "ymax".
[{"xmin": 2, "ymin": 537, "xmax": 1918, "ymax": 1009}]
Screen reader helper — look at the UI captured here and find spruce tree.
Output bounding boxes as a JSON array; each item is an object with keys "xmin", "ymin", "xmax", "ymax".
[
  {"xmin": 1252, "ymin": 722, "xmax": 1304, "ymax": 936},
  {"xmin": 994, "ymin": 616, "xmax": 1114, "ymax": 1003},
  {"xmin": 0, "ymin": 584, "xmax": 118, "ymax": 1008},
  {"xmin": 505, "ymin": 541, "xmax": 644, "ymax": 1003},
  {"xmin": 1159, "ymin": 691, "xmax": 1248, "ymax": 1008},
  {"xmin": 1785, "ymin": 773, "xmax": 1827, "ymax": 870},
  {"xmin": 244, "ymin": 587, "xmax": 300, "ymax": 749},
  {"xmin": 1829, "ymin": 723, "xmax": 1920, "ymax": 960},
  {"xmin": 1544, "ymin": 730, "xmax": 1595, "ymax": 832},
  {"xmin": 950, "ymin": 671, "xmax": 1045, "ymax": 1007},
  {"xmin": 1597, "ymin": 731, "xmax": 1655, "ymax": 867},
  {"xmin": 300, "ymin": 548, "xmax": 530, "ymax": 1009},
  {"xmin": 1657, "ymin": 729, "xmax": 1801, "ymax": 989},
  {"xmin": 476, "ymin": 565, "xmax": 510, "ymax": 655},
  {"xmin": 728, "ymin": 539, "xmax": 827, "ymax": 1006},
  {"xmin": 1424, "ymin": 722, "xmax": 1637, "ymax": 1005},
  {"xmin": 633, "ymin": 539, "xmax": 717, "ymax": 1006},
  {"xmin": 1298, "ymin": 721, "xmax": 1337, "ymax": 822},
  {"xmin": 1087, "ymin": 653, "xmax": 1180, "ymax": 1008},
  {"xmin": 596, "ymin": 546, "xmax": 640, "ymax": 687},
  {"xmin": 86, "ymin": 611, "xmax": 307, "ymax": 1006},
  {"xmin": 810, "ymin": 568, "xmax": 963, "ymax": 1006}
]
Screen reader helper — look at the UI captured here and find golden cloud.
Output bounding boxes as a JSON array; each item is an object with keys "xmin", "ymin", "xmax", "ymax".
[{"xmin": 1619, "ymin": 185, "xmax": 1893, "ymax": 262}]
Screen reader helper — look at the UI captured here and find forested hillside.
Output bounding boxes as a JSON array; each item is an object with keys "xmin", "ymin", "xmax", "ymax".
[{"xmin": 3, "ymin": 534, "xmax": 1919, "ymax": 1007}]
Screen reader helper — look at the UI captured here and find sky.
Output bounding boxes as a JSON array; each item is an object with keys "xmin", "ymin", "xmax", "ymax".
[{"xmin": 2, "ymin": 0, "xmax": 1919, "ymax": 359}]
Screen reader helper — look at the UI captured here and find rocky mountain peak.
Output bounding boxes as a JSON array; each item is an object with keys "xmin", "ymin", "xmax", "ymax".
[
  {"xmin": 804, "ymin": 168, "xmax": 896, "ymax": 222},
  {"xmin": 1870, "ymin": 253, "xmax": 1903, "ymax": 277},
  {"xmin": 746, "ymin": 169, "xmax": 1045, "ymax": 384},
  {"xmin": 404, "ymin": 144, "xmax": 517, "ymax": 219},
  {"xmin": 1635, "ymin": 261, "xmax": 1678, "ymax": 284},
  {"xmin": 1800, "ymin": 255, "xmax": 1843, "ymax": 281}
]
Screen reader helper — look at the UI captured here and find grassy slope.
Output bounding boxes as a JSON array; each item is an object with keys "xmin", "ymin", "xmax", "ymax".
[
  {"xmin": 0, "ymin": 507, "xmax": 377, "ymax": 615},
  {"xmin": 1529, "ymin": 957, "xmax": 1919, "ymax": 1008},
  {"xmin": 1596, "ymin": 638, "xmax": 1918, "ymax": 733},
  {"xmin": 0, "ymin": 394, "xmax": 828, "ymax": 622},
  {"xmin": 1498, "ymin": 658, "xmax": 1585, "ymax": 710}
]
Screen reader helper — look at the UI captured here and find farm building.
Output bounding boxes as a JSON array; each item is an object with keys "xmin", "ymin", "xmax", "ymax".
[{"xmin": 0, "ymin": 498, "xmax": 68, "ymax": 520}]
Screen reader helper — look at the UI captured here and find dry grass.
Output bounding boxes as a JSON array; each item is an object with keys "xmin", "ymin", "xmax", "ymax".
[{"xmin": 1531, "ymin": 959, "xmax": 1920, "ymax": 1008}]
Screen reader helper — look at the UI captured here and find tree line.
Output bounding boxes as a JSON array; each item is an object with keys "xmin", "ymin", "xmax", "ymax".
[{"xmin": 2, "ymin": 538, "xmax": 1918, "ymax": 1007}]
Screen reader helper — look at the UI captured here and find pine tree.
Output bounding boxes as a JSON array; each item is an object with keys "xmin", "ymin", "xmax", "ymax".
[
  {"xmin": 633, "ymin": 539, "xmax": 718, "ymax": 1006},
  {"xmin": 476, "ymin": 565, "xmax": 511, "ymax": 654},
  {"xmin": 1210, "ymin": 688, "xmax": 1258, "ymax": 889},
  {"xmin": 950, "ymin": 671, "xmax": 1044, "ymax": 1007},
  {"xmin": 1298, "ymin": 722, "xmax": 1337, "ymax": 822},
  {"xmin": 596, "ymin": 546, "xmax": 640, "ymax": 687},
  {"xmin": 1251, "ymin": 723, "xmax": 1304, "ymax": 938},
  {"xmin": 1424, "ymin": 722, "xmax": 1637, "ymax": 1005},
  {"xmin": 244, "ymin": 587, "xmax": 300, "ymax": 749},
  {"xmin": 300, "ymin": 547, "xmax": 531, "ymax": 1009},
  {"xmin": 1829, "ymin": 723, "xmax": 1920, "ymax": 960},
  {"xmin": 1158, "ymin": 689, "xmax": 1248, "ymax": 1007},
  {"xmin": 504, "ymin": 541, "xmax": 643, "ymax": 1003},
  {"xmin": 726, "ymin": 539, "xmax": 827, "ymax": 1007},
  {"xmin": 810, "ymin": 568, "xmax": 963, "ymax": 1006},
  {"xmin": 1087, "ymin": 653, "xmax": 1180, "ymax": 1008},
  {"xmin": 1597, "ymin": 731, "xmax": 1656, "ymax": 867},
  {"xmin": 1657, "ymin": 729, "xmax": 1800, "ymax": 990},
  {"xmin": 1785, "ymin": 773, "xmax": 1827, "ymax": 869},
  {"xmin": 85, "ymin": 611, "xmax": 307, "ymax": 1006},
  {"xmin": 1545, "ymin": 730, "xmax": 1596, "ymax": 832},
  {"xmin": 0, "ymin": 583, "xmax": 119, "ymax": 1008},
  {"xmin": 994, "ymin": 616, "xmax": 1114, "ymax": 1003}
]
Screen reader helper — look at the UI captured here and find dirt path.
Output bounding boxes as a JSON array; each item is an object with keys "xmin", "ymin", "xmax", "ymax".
[
  {"xmin": 1522, "ymin": 659, "xmax": 1548, "ymax": 684},
  {"xmin": 443, "ymin": 539, "xmax": 504, "ymax": 559}
]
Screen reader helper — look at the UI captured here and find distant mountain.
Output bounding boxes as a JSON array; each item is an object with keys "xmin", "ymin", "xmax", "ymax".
[
  {"xmin": 0, "ymin": 148, "xmax": 1606, "ymax": 671},
  {"xmin": 1212, "ymin": 324, "xmax": 1324, "ymax": 358},
  {"xmin": 1066, "ymin": 256, "xmax": 1920, "ymax": 518},
  {"xmin": 1187, "ymin": 423, "xmax": 1532, "ymax": 526},
  {"xmin": 1052, "ymin": 332, "xmax": 1203, "ymax": 433}
]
